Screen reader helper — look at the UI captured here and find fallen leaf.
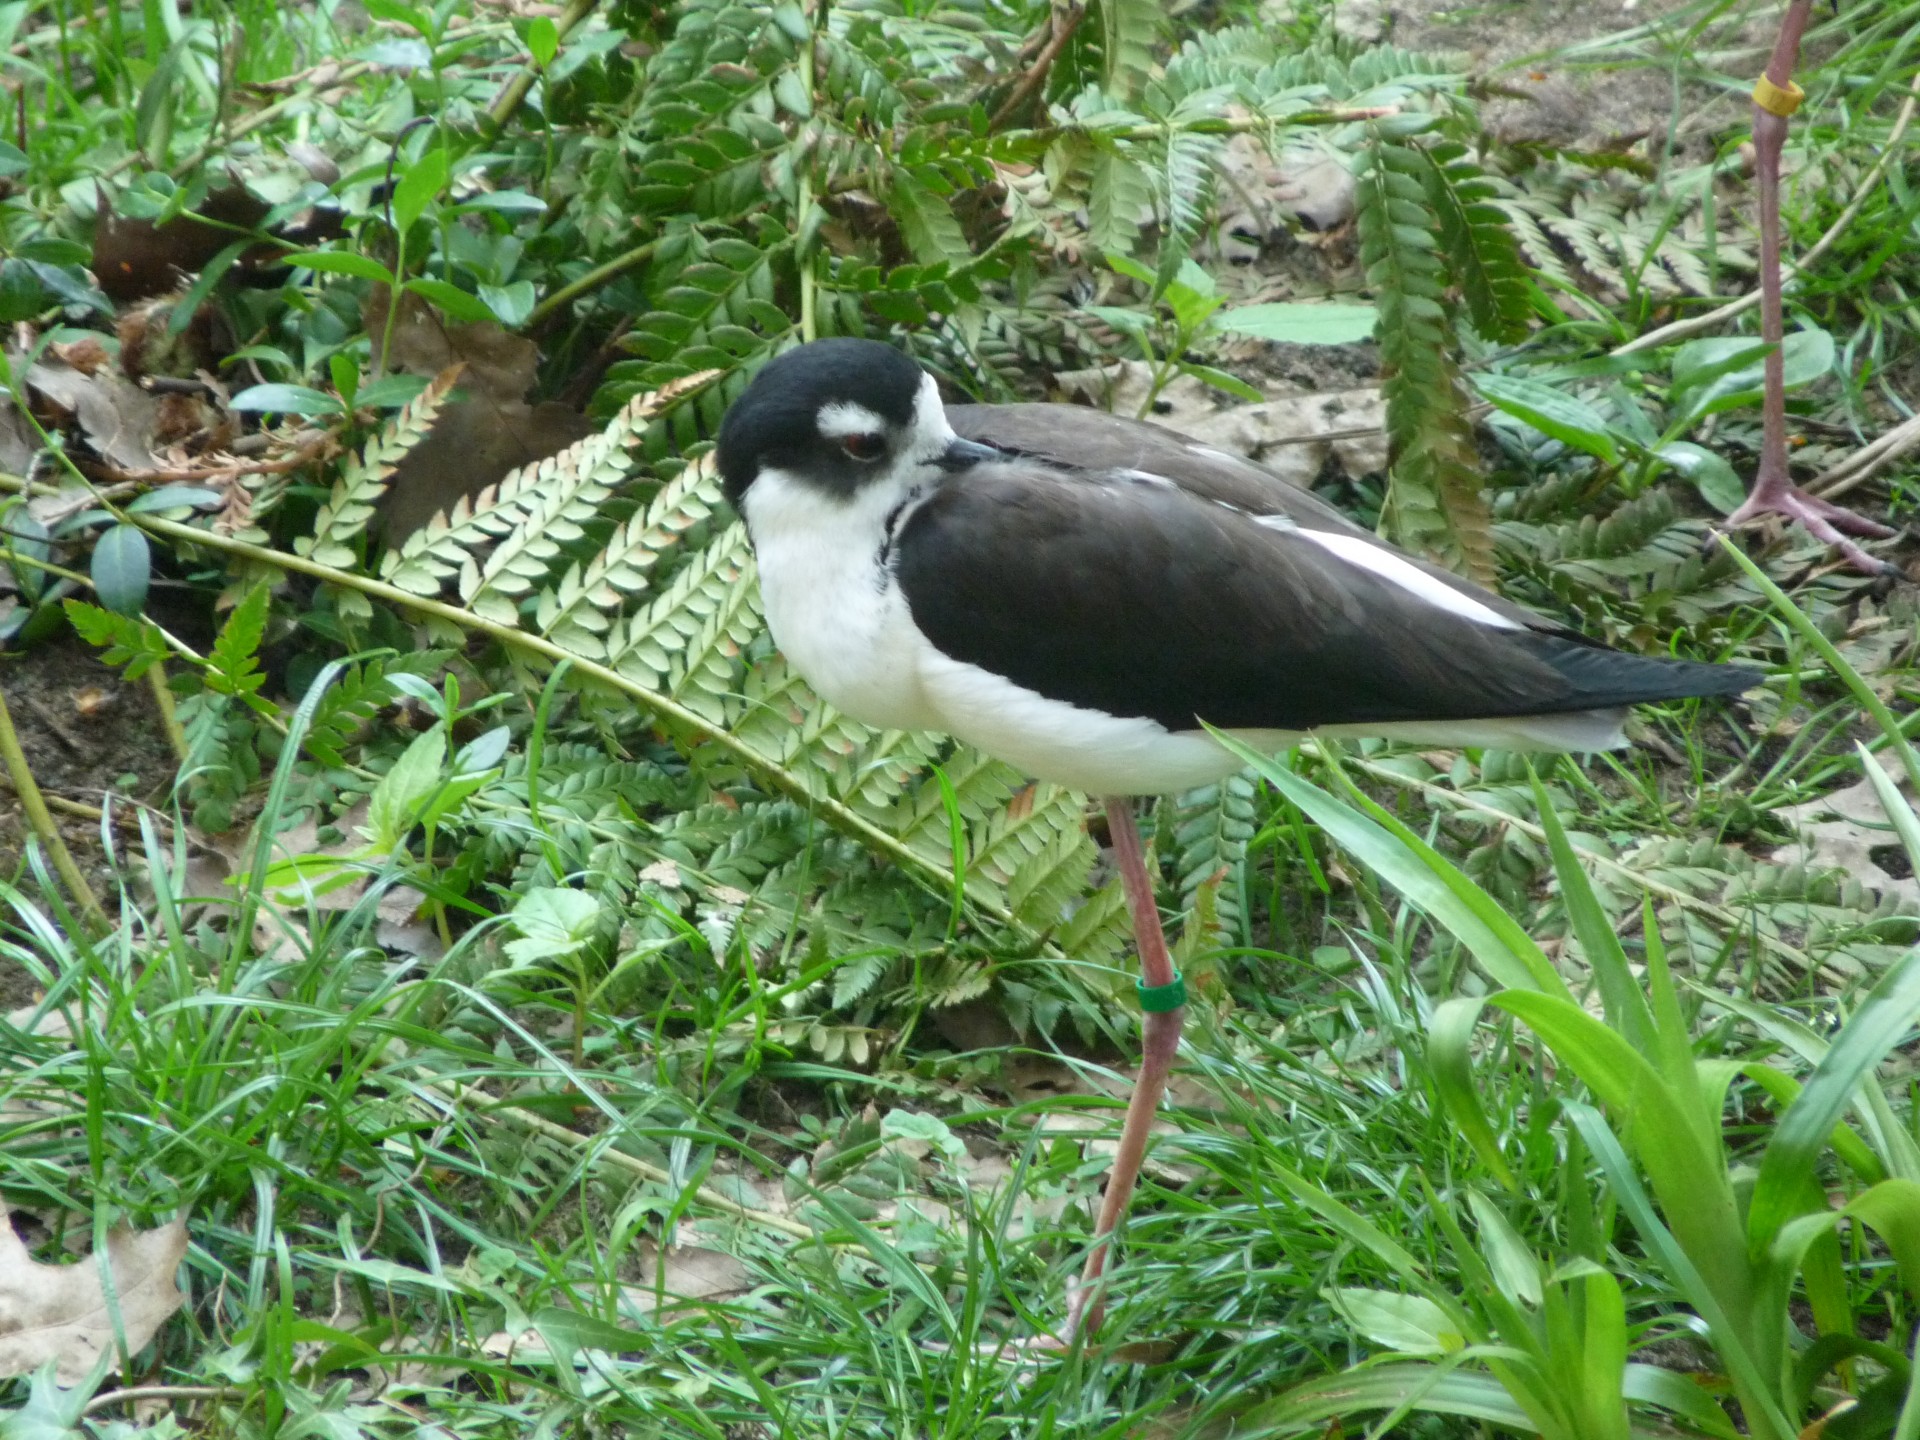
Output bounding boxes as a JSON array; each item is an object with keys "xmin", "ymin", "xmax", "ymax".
[
  {"xmin": 0, "ymin": 1211, "xmax": 190, "ymax": 1383},
  {"xmin": 1768, "ymin": 775, "xmax": 1920, "ymax": 908},
  {"xmin": 25, "ymin": 358, "xmax": 165, "ymax": 472}
]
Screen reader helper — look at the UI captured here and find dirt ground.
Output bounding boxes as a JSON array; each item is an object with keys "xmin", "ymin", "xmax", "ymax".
[
  {"xmin": 0, "ymin": 633, "xmax": 180, "ymax": 1008},
  {"xmin": 1361, "ymin": 0, "xmax": 1775, "ymax": 153}
]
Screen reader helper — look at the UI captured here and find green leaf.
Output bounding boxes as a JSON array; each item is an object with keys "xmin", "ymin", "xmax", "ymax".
[
  {"xmin": 529, "ymin": 1305, "xmax": 642, "ymax": 1365},
  {"xmin": 1465, "ymin": 1191, "xmax": 1542, "ymax": 1308},
  {"xmin": 392, "ymin": 148, "xmax": 450, "ymax": 236},
  {"xmin": 1671, "ymin": 328, "xmax": 1835, "ymax": 422},
  {"xmin": 1426, "ymin": 996, "xmax": 1515, "ymax": 1187},
  {"xmin": 366, "ymin": 729, "xmax": 447, "ymax": 851},
  {"xmin": 205, "ymin": 584, "xmax": 272, "ymax": 710},
  {"xmin": 525, "ymin": 15, "xmax": 557, "ymax": 66},
  {"xmin": 1474, "ymin": 374, "xmax": 1620, "ymax": 463},
  {"xmin": 504, "ymin": 887, "xmax": 603, "ymax": 965},
  {"xmin": 89, "ymin": 524, "xmax": 150, "ymax": 615},
  {"xmin": 1179, "ymin": 362, "xmax": 1264, "ymax": 403},
  {"xmin": 1212, "ymin": 302, "xmax": 1378, "ymax": 344},
  {"xmin": 1654, "ymin": 441, "xmax": 1744, "ymax": 514},
  {"xmin": 478, "ymin": 280, "xmax": 536, "ymax": 327},
  {"xmin": 1326, "ymin": 1288, "xmax": 1464, "ymax": 1355},
  {"xmin": 230, "ymin": 383, "xmax": 345, "ymax": 416},
  {"xmin": 285, "ymin": 249, "xmax": 397, "ymax": 285},
  {"xmin": 404, "ymin": 277, "xmax": 497, "ymax": 326},
  {"xmin": 1211, "ymin": 732, "xmax": 1566, "ymax": 995},
  {"xmin": 125, "ymin": 484, "xmax": 223, "ymax": 514},
  {"xmin": 1748, "ymin": 948, "xmax": 1920, "ymax": 1255}
]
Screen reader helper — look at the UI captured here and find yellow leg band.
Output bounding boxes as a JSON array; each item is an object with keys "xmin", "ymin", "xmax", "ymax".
[{"xmin": 1753, "ymin": 75, "xmax": 1805, "ymax": 117}]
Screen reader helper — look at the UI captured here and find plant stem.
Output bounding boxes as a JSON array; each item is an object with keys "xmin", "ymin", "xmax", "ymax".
[
  {"xmin": 147, "ymin": 662, "xmax": 189, "ymax": 763},
  {"xmin": 0, "ymin": 681, "xmax": 110, "ymax": 932}
]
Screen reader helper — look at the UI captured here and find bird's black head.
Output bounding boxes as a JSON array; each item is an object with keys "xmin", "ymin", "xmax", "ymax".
[{"xmin": 716, "ymin": 338, "xmax": 946, "ymax": 507}]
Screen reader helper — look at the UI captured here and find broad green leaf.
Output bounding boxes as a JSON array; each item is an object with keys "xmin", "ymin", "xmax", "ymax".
[
  {"xmin": 1426, "ymin": 996, "xmax": 1515, "ymax": 1187},
  {"xmin": 525, "ymin": 15, "xmax": 558, "ymax": 66},
  {"xmin": 284, "ymin": 249, "xmax": 396, "ymax": 285},
  {"xmin": 1465, "ymin": 1192, "xmax": 1542, "ymax": 1308},
  {"xmin": 1654, "ymin": 441, "xmax": 1744, "ymax": 514},
  {"xmin": 229, "ymin": 383, "xmax": 344, "ymax": 416},
  {"xmin": 1474, "ymin": 374, "xmax": 1620, "ymax": 463},
  {"xmin": 478, "ymin": 280, "xmax": 537, "ymax": 327},
  {"xmin": 366, "ymin": 729, "xmax": 447, "ymax": 851},
  {"xmin": 392, "ymin": 148, "xmax": 450, "ymax": 236},
  {"xmin": 125, "ymin": 485, "xmax": 223, "ymax": 514},
  {"xmin": 1213, "ymin": 301, "xmax": 1378, "ymax": 344},
  {"xmin": 1327, "ymin": 1288, "xmax": 1465, "ymax": 1355},
  {"xmin": 530, "ymin": 1305, "xmax": 644, "ymax": 1365},
  {"xmin": 505, "ymin": 887, "xmax": 602, "ymax": 964},
  {"xmin": 405, "ymin": 277, "xmax": 497, "ymax": 326},
  {"xmin": 89, "ymin": 524, "xmax": 150, "ymax": 615},
  {"xmin": 1671, "ymin": 328, "xmax": 1835, "ymax": 422}
]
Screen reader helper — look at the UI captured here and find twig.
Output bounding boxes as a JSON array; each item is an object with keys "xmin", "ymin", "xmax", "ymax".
[
  {"xmin": 485, "ymin": 0, "xmax": 603, "ymax": 135},
  {"xmin": 1615, "ymin": 65, "xmax": 1920, "ymax": 356},
  {"xmin": 0, "ymin": 683, "xmax": 110, "ymax": 931},
  {"xmin": 1810, "ymin": 411, "xmax": 1920, "ymax": 502},
  {"xmin": 525, "ymin": 238, "xmax": 660, "ymax": 328},
  {"xmin": 989, "ymin": 3, "xmax": 1086, "ymax": 131},
  {"xmin": 83, "ymin": 1386, "xmax": 242, "ymax": 1416},
  {"xmin": 147, "ymin": 663, "xmax": 189, "ymax": 763}
]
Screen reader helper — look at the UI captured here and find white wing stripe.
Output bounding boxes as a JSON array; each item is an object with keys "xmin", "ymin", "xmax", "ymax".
[{"xmin": 1293, "ymin": 528, "xmax": 1521, "ymax": 630}]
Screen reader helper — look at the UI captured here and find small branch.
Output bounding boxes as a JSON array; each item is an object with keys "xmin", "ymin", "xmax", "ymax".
[
  {"xmin": 0, "ymin": 683, "xmax": 110, "ymax": 932},
  {"xmin": 526, "ymin": 238, "xmax": 660, "ymax": 328},
  {"xmin": 485, "ymin": 0, "xmax": 604, "ymax": 135},
  {"xmin": 989, "ymin": 3, "xmax": 1086, "ymax": 131},
  {"xmin": 147, "ymin": 663, "xmax": 189, "ymax": 764},
  {"xmin": 84, "ymin": 1386, "xmax": 242, "ymax": 1416},
  {"xmin": 1810, "ymin": 411, "xmax": 1920, "ymax": 502}
]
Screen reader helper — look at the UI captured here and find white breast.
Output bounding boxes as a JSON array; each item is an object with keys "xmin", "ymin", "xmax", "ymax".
[{"xmin": 740, "ymin": 468, "xmax": 939, "ymax": 732}]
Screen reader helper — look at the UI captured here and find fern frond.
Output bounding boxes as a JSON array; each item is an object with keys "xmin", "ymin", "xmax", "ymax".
[
  {"xmin": 297, "ymin": 367, "xmax": 458, "ymax": 570},
  {"xmin": 1355, "ymin": 126, "xmax": 1497, "ymax": 583},
  {"xmin": 1419, "ymin": 142, "xmax": 1531, "ymax": 343}
]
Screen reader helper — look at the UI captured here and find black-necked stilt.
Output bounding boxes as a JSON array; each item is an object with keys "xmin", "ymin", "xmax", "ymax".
[{"xmin": 716, "ymin": 336, "xmax": 1759, "ymax": 1340}]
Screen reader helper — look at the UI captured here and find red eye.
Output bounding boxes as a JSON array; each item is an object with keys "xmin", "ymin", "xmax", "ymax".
[{"xmin": 840, "ymin": 433, "xmax": 886, "ymax": 462}]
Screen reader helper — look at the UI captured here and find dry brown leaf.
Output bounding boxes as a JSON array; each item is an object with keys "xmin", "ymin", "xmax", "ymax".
[
  {"xmin": 0, "ymin": 1211, "xmax": 189, "ymax": 1383},
  {"xmin": 1768, "ymin": 775, "xmax": 1920, "ymax": 909},
  {"xmin": 25, "ymin": 358, "xmax": 165, "ymax": 472},
  {"xmin": 626, "ymin": 1241, "xmax": 751, "ymax": 1312}
]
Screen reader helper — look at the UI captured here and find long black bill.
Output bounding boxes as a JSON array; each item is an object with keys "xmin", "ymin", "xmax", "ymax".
[{"xmin": 936, "ymin": 437, "xmax": 1002, "ymax": 471}]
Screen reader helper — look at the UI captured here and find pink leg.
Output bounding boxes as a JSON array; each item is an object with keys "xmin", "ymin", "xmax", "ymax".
[
  {"xmin": 1060, "ymin": 797, "xmax": 1185, "ymax": 1342},
  {"xmin": 1729, "ymin": 0, "xmax": 1899, "ymax": 576}
]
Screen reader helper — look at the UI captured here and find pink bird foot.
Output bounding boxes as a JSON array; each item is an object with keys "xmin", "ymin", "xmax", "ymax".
[{"xmin": 1728, "ymin": 481, "xmax": 1900, "ymax": 576}]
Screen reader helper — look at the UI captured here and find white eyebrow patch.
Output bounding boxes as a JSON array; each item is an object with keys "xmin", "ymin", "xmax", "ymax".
[
  {"xmin": 1296, "ymin": 529, "xmax": 1521, "ymax": 629},
  {"xmin": 1116, "ymin": 468, "xmax": 1175, "ymax": 488},
  {"xmin": 817, "ymin": 400, "xmax": 887, "ymax": 440}
]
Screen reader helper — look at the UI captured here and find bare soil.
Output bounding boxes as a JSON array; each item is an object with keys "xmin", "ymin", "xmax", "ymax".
[{"xmin": 0, "ymin": 632, "xmax": 180, "ymax": 1007}]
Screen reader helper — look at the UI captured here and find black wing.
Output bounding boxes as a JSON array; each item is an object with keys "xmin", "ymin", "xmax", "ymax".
[{"xmin": 892, "ymin": 456, "xmax": 1755, "ymax": 732}]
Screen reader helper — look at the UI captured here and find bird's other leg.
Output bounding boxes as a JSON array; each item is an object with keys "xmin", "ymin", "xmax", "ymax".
[
  {"xmin": 1060, "ymin": 797, "xmax": 1185, "ymax": 1343},
  {"xmin": 1729, "ymin": 0, "xmax": 1898, "ymax": 574}
]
